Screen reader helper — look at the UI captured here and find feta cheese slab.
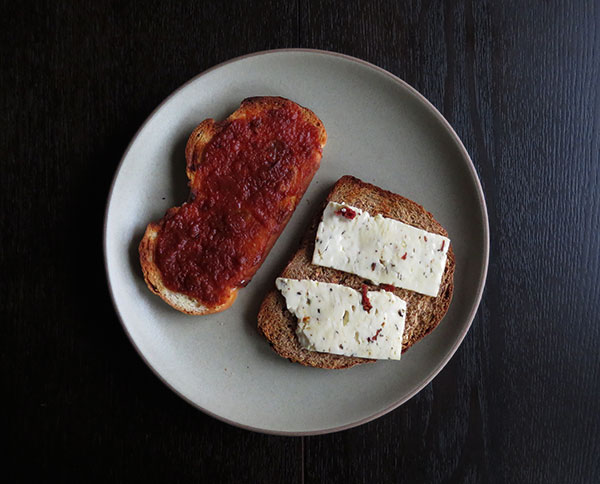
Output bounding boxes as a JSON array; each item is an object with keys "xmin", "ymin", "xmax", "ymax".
[
  {"xmin": 312, "ymin": 202, "xmax": 450, "ymax": 297},
  {"xmin": 276, "ymin": 278, "xmax": 406, "ymax": 360}
]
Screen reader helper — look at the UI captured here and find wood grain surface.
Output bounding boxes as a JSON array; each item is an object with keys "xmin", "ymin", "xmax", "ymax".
[{"xmin": 2, "ymin": 0, "xmax": 599, "ymax": 482}]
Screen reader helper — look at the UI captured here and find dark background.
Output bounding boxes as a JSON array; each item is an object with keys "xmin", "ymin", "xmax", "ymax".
[{"xmin": 3, "ymin": 0, "xmax": 599, "ymax": 482}]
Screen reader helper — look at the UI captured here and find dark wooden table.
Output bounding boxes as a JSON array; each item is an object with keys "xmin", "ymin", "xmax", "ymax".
[{"xmin": 4, "ymin": 1, "xmax": 599, "ymax": 482}]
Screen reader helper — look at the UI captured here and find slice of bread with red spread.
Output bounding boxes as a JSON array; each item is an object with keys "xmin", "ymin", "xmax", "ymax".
[
  {"xmin": 139, "ymin": 97, "xmax": 327, "ymax": 315},
  {"xmin": 257, "ymin": 175, "xmax": 455, "ymax": 369}
]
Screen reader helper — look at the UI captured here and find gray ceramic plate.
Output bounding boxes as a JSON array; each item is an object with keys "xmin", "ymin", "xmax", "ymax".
[{"xmin": 104, "ymin": 49, "xmax": 489, "ymax": 435}]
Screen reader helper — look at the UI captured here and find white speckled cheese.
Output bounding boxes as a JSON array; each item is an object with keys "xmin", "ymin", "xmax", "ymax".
[
  {"xmin": 276, "ymin": 278, "xmax": 407, "ymax": 360},
  {"xmin": 312, "ymin": 202, "xmax": 450, "ymax": 297}
]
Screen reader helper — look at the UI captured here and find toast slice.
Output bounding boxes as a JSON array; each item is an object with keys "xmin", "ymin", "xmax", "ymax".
[
  {"xmin": 257, "ymin": 176, "xmax": 455, "ymax": 369},
  {"xmin": 139, "ymin": 97, "xmax": 327, "ymax": 315}
]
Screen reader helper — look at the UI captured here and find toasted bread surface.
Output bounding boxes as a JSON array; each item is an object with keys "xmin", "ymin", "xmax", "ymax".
[
  {"xmin": 257, "ymin": 176, "xmax": 455, "ymax": 369},
  {"xmin": 139, "ymin": 97, "xmax": 327, "ymax": 314}
]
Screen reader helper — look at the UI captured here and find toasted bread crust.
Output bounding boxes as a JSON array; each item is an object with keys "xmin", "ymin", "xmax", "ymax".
[
  {"xmin": 257, "ymin": 176, "xmax": 455, "ymax": 369},
  {"xmin": 139, "ymin": 97, "xmax": 326, "ymax": 315}
]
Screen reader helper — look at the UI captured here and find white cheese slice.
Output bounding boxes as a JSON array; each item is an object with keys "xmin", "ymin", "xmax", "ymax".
[
  {"xmin": 276, "ymin": 278, "xmax": 407, "ymax": 360},
  {"xmin": 312, "ymin": 201, "xmax": 450, "ymax": 297}
]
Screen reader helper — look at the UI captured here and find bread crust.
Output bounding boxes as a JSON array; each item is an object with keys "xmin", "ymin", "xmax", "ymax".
[
  {"xmin": 257, "ymin": 176, "xmax": 455, "ymax": 369},
  {"xmin": 139, "ymin": 97, "xmax": 327, "ymax": 315}
]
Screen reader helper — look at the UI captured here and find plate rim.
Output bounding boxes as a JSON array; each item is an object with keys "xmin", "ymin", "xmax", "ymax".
[{"xmin": 103, "ymin": 48, "xmax": 490, "ymax": 436}]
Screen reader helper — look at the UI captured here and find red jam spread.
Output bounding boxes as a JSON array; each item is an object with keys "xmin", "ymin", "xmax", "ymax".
[{"xmin": 155, "ymin": 102, "xmax": 323, "ymax": 305}]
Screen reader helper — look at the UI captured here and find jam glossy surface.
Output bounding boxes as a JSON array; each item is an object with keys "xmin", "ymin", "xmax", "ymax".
[{"xmin": 155, "ymin": 103, "xmax": 322, "ymax": 305}]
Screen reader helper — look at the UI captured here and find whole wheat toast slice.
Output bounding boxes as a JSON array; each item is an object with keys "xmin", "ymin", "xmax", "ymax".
[
  {"xmin": 139, "ymin": 97, "xmax": 327, "ymax": 315},
  {"xmin": 257, "ymin": 176, "xmax": 455, "ymax": 369}
]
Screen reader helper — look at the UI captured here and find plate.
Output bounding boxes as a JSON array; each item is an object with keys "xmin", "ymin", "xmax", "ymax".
[{"xmin": 104, "ymin": 49, "xmax": 489, "ymax": 435}]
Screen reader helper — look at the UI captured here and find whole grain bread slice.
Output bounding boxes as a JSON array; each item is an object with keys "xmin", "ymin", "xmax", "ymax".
[
  {"xmin": 139, "ymin": 97, "xmax": 327, "ymax": 315},
  {"xmin": 257, "ymin": 175, "xmax": 455, "ymax": 369}
]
